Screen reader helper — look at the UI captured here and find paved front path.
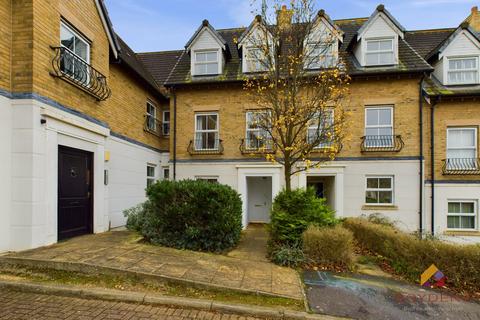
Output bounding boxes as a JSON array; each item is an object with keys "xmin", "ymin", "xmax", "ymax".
[
  {"xmin": 7, "ymin": 229, "xmax": 302, "ymax": 300},
  {"xmin": 0, "ymin": 289, "xmax": 265, "ymax": 320},
  {"xmin": 227, "ymin": 224, "xmax": 269, "ymax": 262}
]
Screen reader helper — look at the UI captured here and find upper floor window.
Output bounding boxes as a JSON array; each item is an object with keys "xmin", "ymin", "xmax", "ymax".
[
  {"xmin": 194, "ymin": 50, "xmax": 219, "ymax": 75},
  {"xmin": 146, "ymin": 101, "xmax": 157, "ymax": 132},
  {"xmin": 447, "ymin": 201, "xmax": 477, "ymax": 230},
  {"xmin": 446, "ymin": 127, "xmax": 478, "ymax": 170},
  {"xmin": 246, "ymin": 111, "xmax": 271, "ymax": 150},
  {"xmin": 365, "ymin": 106, "xmax": 394, "ymax": 148},
  {"xmin": 365, "ymin": 38, "xmax": 394, "ymax": 66},
  {"xmin": 195, "ymin": 113, "xmax": 219, "ymax": 150},
  {"xmin": 60, "ymin": 22, "xmax": 90, "ymax": 81},
  {"xmin": 162, "ymin": 111, "xmax": 170, "ymax": 136},
  {"xmin": 447, "ymin": 57, "xmax": 479, "ymax": 85},
  {"xmin": 365, "ymin": 176, "xmax": 394, "ymax": 205},
  {"xmin": 307, "ymin": 109, "xmax": 334, "ymax": 148},
  {"xmin": 305, "ymin": 43, "xmax": 336, "ymax": 69},
  {"xmin": 245, "ymin": 48, "xmax": 268, "ymax": 72}
]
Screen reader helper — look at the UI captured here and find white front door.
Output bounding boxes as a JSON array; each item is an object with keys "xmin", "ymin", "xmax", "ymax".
[{"xmin": 247, "ymin": 176, "xmax": 272, "ymax": 223}]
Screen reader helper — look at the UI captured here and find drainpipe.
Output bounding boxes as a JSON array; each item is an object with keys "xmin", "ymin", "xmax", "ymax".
[
  {"xmin": 430, "ymin": 97, "xmax": 438, "ymax": 236},
  {"xmin": 172, "ymin": 87, "xmax": 177, "ymax": 181},
  {"xmin": 419, "ymin": 75, "xmax": 425, "ymax": 238}
]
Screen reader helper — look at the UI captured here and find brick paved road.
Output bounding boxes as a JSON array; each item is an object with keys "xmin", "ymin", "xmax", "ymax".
[{"xmin": 0, "ymin": 290, "xmax": 265, "ymax": 320}]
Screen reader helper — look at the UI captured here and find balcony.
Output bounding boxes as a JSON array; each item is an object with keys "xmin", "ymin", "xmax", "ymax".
[
  {"xmin": 442, "ymin": 158, "xmax": 480, "ymax": 175},
  {"xmin": 240, "ymin": 138, "xmax": 275, "ymax": 155},
  {"xmin": 50, "ymin": 46, "xmax": 111, "ymax": 101},
  {"xmin": 188, "ymin": 139, "xmax": 224, "ymax": 155},
  {"xmin": 360, "ymin": 135, "xmax": 404, "ymax": 153},
  {"xmin": 144, "ymin": 115, "xmax": 165, "ymax": 137}
]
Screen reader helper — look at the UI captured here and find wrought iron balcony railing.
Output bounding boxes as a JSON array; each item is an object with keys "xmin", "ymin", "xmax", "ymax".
[
  {"xmin": 240, "ymin": 138, "xmax": 275, "ymax": 154},
  {"xmin": 144, "ymin": 115, "xmax": 164, "ymax": 136},
  {"xmin": 442, "ymin": 158, "xmax": 480, "ymax": 175},
  {"xmin": 50, "ymin": 46, "xmax": 111, "ymax": 101},
  {"xmin": 360, "ymin": 135, "xmax": 404, "ymax": 152},
  {"xmin": 188, "ymin": 139, "xmax": 224, "ymax": 155}
]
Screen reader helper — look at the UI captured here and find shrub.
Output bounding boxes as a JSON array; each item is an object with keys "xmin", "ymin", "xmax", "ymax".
[
  {"xmin": 269, "ymin": 188, "xmax": 338, "ymax": 246},
  {"xmin": 344, "ymin": 218, "xmax": 480, "ymax": 293},
  {"xmin": 124, "ymin": 180, "xmax": 243, "ymax": 252},
  {"xmin": 364, "ymin": 213, "xmax": 395, "ymax": 227},
  {"xmin": 303, "ymin": 225, "xmax": 354, "ymax": 269},
  {"xmin": 269, "ymin": 243, "xmax": 306, "ymax": 268}
]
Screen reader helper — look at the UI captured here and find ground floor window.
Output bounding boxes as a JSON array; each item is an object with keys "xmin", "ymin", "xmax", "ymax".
[
  {"xmin": 196, "ymin": 176, "xmax": 218, "ymax": 183},
  {"xmin": 147, "ymin": 165, "xmax": 156, "ymax": 187},
  {"xmin": 365, "ymin": 176, "xmax": 394, "ymax": 205},
  {"xmin": 162, "ymin": 167, "xmax": 170, "ymax": 180},
  {"xmin": 447, "ymin": 200, "xmax": 477, "ymax": 230}
]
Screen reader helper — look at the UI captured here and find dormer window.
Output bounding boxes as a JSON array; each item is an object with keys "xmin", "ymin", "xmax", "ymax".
[
  {"xmin": 245, "ymin": 47, "xmax": 268, "ymax": 72},
  {"xmin": 305, "ymin": 43, "xmax": 336, "ymax": 69},
  {"xmin": 365, "ymin": 38, "xmax": 395, "ymax": 66},
  {"xmin": 447, "ymin": 57, "xmax": 479, "ymax": 85},
  {"xmin": 194, "ymin": 50, "xmax": 219, "ymax": 75}
]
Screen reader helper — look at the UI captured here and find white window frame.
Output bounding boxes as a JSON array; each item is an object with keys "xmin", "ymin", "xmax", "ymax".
[
  {"xmin": 365, "ymin": 106, "xmax": 394, "ymax": 148},
  {"xmin": 445, "ymin": 56, "xmax": 479, "ymax": 86},
  {"xmin": 304, "ymin": 42, "xmax": 337, "ymax": 69},
  {"xmin": 194, "ymin": 112, "xmax": 219, "ymax": 151},
  {"xmin": 60, "ymin": 22, "xmax": 91, "ymax": 83},
  {"xmin": 245, "ymin": 47, "xmax": 269, "ymax": 73},
  {"xmin": 447, "ymin": 200, "xmax": 478, "ymax": 231},
  {"xmin": 364, "ymin": 37, "xmax": 395, "ymax": 66},
  {"xmin": 162, "ymin": 110, "xmax": 170, "ymax": 136},
  {"xmin": 193, "ymin": 50, "xmax": 220, "ymax": 76},
  {"xmin": 146, "ymin": 101, "xmax": 157, "ymax": 132},
  {"xmin": 147, "ymin": 164, "xmax": 156, "ymax": 188},
  {"xmin": 307, "ymin": 109, "xmax": 334, "ymax": 149},
  {"xmin": 446, "ymin": 127, "xmax": 478, "ymax": 170},
  {"xmin": 195, "ymin": 176, "xmax": 219, "ymax": 183},
  {"xmin": 365, "ymin": 175, "xmax": 394, "ymax": 206},
  {"xmin": 245, "ymin": 111, "xmax": 271, "ymax": 150},
  {"xmin": 162, "ymin": 167, "xmax": 170, "ymax": 180}
]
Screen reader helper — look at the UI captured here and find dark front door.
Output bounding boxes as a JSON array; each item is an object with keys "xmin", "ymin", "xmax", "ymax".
[{"xmin": 58, "ymin": 146, "xmax": 93, "ymax": 240}]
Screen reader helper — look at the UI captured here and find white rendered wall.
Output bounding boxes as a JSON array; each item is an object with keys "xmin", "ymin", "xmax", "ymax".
[
  {"xmin": 0, "ymin": 96, "xmax": 11, "ymax": 252},
  {"xmin": 175, "ymin": 159, "xmax": 421, "ymax": 232},
  {"xmin": 424, "ymin": 182, "xmax": 480, "ymax": 244},
  {"xmin": 106, "ymin": 136, "xmax": 167, "ymax": 228}
]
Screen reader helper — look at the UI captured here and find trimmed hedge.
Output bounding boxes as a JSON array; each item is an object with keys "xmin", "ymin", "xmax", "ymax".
[
  {"xmin": 125, "ymin": 180, "xmax": 243, "ymax": 252},
  {"xmin": 303, "ymin": 225, "xmax": 354, "ymax": 269},
  {"xmin": 344, "ymin": 218, "xmax": 480, "ymax": 293},
  {"xmin": 269, "ymin": 188, "xmax": 338, "ymax": 246}
]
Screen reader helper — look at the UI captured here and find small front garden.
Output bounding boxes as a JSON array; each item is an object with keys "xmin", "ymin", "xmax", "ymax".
[{"xmin": 125, "ymin": 179, "xmax": 243, "ymax": 253}]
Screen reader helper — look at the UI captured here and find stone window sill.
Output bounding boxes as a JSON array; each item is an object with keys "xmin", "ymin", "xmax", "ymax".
[
  {"xmin": 362, "ymin": 205, "xmax": 398, "ymax": 211},
  {"xmin": 444, "ymin": 231, "xmax": 480, "ymax": 237}
]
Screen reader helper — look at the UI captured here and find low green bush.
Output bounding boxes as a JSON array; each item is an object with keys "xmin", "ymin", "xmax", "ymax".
[
  {"xmin": 124, "ymin": 180, "xmax": 243, "ymax": 252},
  {"xmin": 269, "ymin": 188, "xmax": 338, "ymax": 246},
  {"xmin": 344, "ymin": 218, "xmax": 480, "ymax": 293},
  {"xmin": 269, "ymin": 243, "xmax": 306, "ymax": 268},
  {"xmin": 303, "ymin": 225, "xmax": 354, "ymax": 269}
]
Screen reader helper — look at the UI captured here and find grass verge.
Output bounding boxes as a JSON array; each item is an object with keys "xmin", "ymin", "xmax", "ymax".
[{"xmin": 0, "ymin": 265, "xmax": 304, "ymax": 311}]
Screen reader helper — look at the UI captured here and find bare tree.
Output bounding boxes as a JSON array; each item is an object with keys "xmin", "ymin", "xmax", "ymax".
[{"xmin": 241, "ymin": 0, "xmax": 350, "ymax": 191}]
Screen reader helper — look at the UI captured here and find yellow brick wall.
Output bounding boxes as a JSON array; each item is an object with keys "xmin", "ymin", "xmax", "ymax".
[
  {"xmin": 424, "ymin": 99, "xmax": 480, "ymax": 181},
  {"xmin": 0, "ymin": 0, "xmax": 12, "ymax": 92},
  {"xmin": 171, "ymin": 77, "xmax": 422, "ymax": 160},
  {"xmin": 108, "ymin": 64, "xmax": 169, "ymax": 151},
  {"xmin": 6, "ymin": 0, "xmax": 166, "ymax": 151}
]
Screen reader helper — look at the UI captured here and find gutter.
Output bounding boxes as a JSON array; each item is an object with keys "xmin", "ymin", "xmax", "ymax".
[{"xmin": 419, "ymin": 74, "xmax": 425, "ymax": 237}]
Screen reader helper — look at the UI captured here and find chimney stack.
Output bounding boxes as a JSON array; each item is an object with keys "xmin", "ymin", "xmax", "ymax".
[
  {"xmin": 465, "ymin": 6, "xmax": 480, "ymax": 32},
  {"xmin": 277, "ymin": 4, "xmax": 293, "ymax": 30}
]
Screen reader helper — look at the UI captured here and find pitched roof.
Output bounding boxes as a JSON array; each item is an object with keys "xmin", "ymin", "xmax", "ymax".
[
  {"xmin": 423, "ymin": 76, "xmax": 480, "ymax": 98},
  {"xmin": 96, "ymin": 0, "xmax": 121, "ymax": 58},
  {"xmin": 356, "ymin": 4, "xmax": 406, "ymax": 40},
  {"xmin": 404, "ymin": 28, "xmax": 454, "ymax": 59},
  {"xmin": 185, "ymin": 20, "xmax": 227, "ymax": 51},
  {"xmin": 116, "ymin": 35, "xmax": 164, "ymax": 97},
  {"xmin": 137, "ymin": 50, "xmax": 184, "ymax": 85}
]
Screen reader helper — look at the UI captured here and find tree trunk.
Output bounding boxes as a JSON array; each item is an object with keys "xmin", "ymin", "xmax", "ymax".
[{"xmin": 284, "ymin": 162, "xmax": 292, "ymax": 192}]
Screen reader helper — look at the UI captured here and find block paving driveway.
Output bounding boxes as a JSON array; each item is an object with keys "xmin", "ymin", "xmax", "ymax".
[{"xmin": 0, "ymin": 289, "xmax": 265, "ymax": 320}]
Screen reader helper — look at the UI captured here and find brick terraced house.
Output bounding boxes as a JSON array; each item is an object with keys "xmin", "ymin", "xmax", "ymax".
[
  {"xmin": 138, "ymin": 5, "xmax": 480, "ymax": 243},
  {"xmin": 1, "ymin": 2, "xmax": 480, "ymax": 252},
  {"xmin": 0, "ymin": 0, "xmax": 172, "ymax": 252}
]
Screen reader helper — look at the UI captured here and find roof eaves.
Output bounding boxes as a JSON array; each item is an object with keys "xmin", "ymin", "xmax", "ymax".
[
  {"xmin": 356, "ymin": 4, "xmax": 406, "ymax": 40},
  {"xmin": 95, "ymin": 0, "xmax": 121, "ymax": 58}
]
